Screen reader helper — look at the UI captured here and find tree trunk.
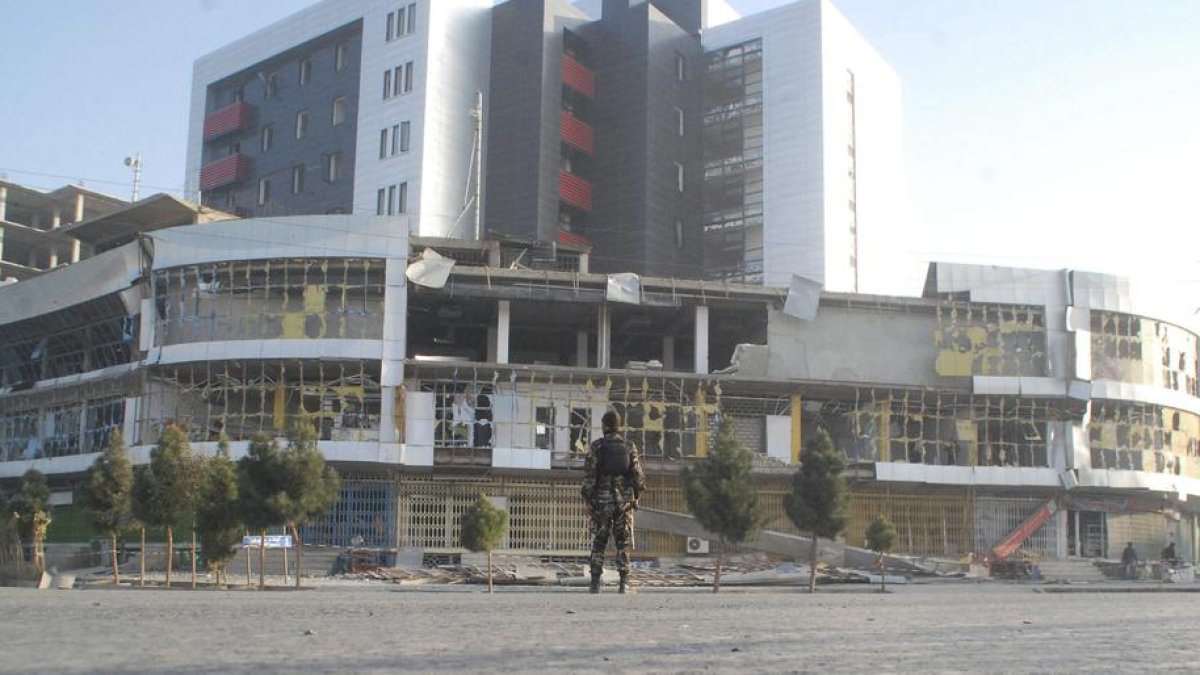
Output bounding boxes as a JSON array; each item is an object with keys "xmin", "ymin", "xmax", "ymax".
[
  {"xmin": 140, "ymin": 528, "xmax": 146, "ymax": 588},
  {"xmin": 487, "ymin": 550, "xmax": 494, "ymax": 594},
  {"xmin": 191, "ymin": 530, "xmax": 197, "ymax": 589},
  {"xmin": 713, "ymin": 543, "xmax": 724, "ymax": 593},
  {"xmin": 878, "ymin": 552, "xmax": 886, "ymax": 593},
  {"xmin": 808, "ymin": 536, "xmax": 819, "ymax": 594},
  {"xmin": 245, "ymin": 534, "xmax": 252, "ymax": 588},
  {"xmin": 281, "ymin": 547, "xmax": 289, "ymax": 587},
  {"xmin": 291, "ymin": 524, "xmax": 303, "ymax": 590},
  {"xmin": 258, "ymin": 529, "xmax": 266, "ymax": 590},
  {"xmin": 166, "ymin": 526, "xmax": 174, "ymax": 588},
  {"xmin": 110, "ymin": 532, "xmax": 120, "ymax": 586}
]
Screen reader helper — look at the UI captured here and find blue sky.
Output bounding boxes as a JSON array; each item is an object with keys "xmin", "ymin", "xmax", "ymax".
[{"xmin": 1, "ymin": 0, "xmax": 1196, "ymax": 288}]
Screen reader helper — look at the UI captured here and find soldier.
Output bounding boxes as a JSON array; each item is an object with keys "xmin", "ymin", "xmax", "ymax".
[{"xmin": 582, "ymin": 410, "xmax": 645, "ymax": 593}]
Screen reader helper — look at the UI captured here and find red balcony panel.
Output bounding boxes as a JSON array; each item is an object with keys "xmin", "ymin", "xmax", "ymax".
[
  {"xmin": 558, "ymin": 228, "xmax": 592, "ymax": 250},
  {"xmin": 203, "ymin": 101, "xmax": 253, "ymax": 141},
  {"xmin": 559, "ymin": 171, "xmax": 593, "ymax": 212},
  {"xmin": 200, "ymin": 153, "xmax": 249, "ymax": 192},
  {"xmin": 561, "ymin": 54, "xmax": 595, "ymax": 99},
  {"xmin": 560, "ymin": 110, "xmax": 594, "ymax": 155}
]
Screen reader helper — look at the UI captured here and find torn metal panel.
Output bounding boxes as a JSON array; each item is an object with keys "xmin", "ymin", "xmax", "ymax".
[
  {"xmin": 0, "ymin": 242, "xmax": 141, "ymax": 327},
  {"xmin": 935, "ymin": 302, "xmax": 1047, "ymax": 377},
  {"xmin": 605, "ymin": 272, "xmax": 642, "ymax": 305},
  {"xmin": 405, "ymin": 248, "xmax": 456, "ymax": 288},
  {"xmin": 782, "ymin": 274, "xmax": 822, "ymax": 321}
]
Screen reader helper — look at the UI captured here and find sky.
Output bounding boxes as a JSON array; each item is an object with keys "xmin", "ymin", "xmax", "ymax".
[{"xmin": 1, "ymin": 0, "xmax": 1197, "ymax": 292}]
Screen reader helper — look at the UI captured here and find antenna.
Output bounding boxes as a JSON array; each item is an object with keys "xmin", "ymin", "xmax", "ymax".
[{"xmin": 123, "ymin": 153, "xmax": 142, "ymax": 201}]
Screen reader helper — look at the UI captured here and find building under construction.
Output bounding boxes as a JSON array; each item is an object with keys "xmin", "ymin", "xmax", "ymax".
[{"xmin": 2, "ymin": 201, "xmax": 1198, "ymax": 570}]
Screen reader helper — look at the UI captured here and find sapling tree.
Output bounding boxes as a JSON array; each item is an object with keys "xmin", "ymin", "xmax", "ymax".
[
  {"xmin": 460, "ymin": 494, "xmax": 509, "ymax": 593},
  {"xmin": 276, "ymin": 420, "xmax": 342, "ymax": 588},
  {"xmin": 682, "ymin": 419, "xmax": 764, "ymax": 593},
  {"xmin": 77, "ymin": 431, "xmax": 135, "ymax": 585},
  {"xmin": 865, "ymin": 514, "xmax": 898, "ymax": 593},
  {"xmin": 131, "ymin": 425, "xmax": 202, "ymax": 587},
  {"xmin": 0, "ymin": 488, "xmax": 21, "ymax": 567},
  {"xmin": 195, "ymin": 438, "xmax": 243, "ymax": 588},
  {"xmin": 785, "ymin": 428, "xmax": 849, "ymax": 593},
  {"xmin": 12, "ymin": 469, "xmax": 52, "ymax": 575},
  {"xmin": 237, "ymin": 433, "xmax": 286, "ymax": 590}
]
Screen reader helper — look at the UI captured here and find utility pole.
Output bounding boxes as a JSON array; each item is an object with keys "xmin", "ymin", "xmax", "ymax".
[
  {"xmin": 124, "ymin": 153, "xmax": 142, "ymax": 202},
  {"xmin": 471, "ymin": 90, "xmax": 483, "ymax": 240}
]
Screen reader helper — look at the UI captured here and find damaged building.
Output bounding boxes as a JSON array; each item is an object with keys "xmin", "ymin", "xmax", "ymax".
[{"xmin": 2, "ymin": 207, "xmax": 1199, "ymax": 568}]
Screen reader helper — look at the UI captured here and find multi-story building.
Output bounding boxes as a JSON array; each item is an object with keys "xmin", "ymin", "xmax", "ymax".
[
  {"xmin": 187, "ymin": 0, "xmax": 904, "ymax": 289},
  {"xmin": 4, "ymin": 206, "xmax": 1199, "ymax": 569},
  {"xmin": 0, "ymin": 181, "xmax": 126, "ymax": 281},
  {"xmin": 185, "ymin": 0, "xmax": 492, "ymax": 237}
]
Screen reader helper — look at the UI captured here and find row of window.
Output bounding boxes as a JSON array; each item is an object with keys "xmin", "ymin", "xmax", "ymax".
[
  {"xmin": 376, "ymin": 182, "xmax": 410, "ymax": 215},
  {"xmin": 255, "ymin": 153, "xmax": 343, "ymax": 205},
  {"xmin": 256, "ymin": 42, "xmax": 350, "ymax": 103},
  {"xmin": 383, "ymin": 62, "xmax": 415, "ymax": 100},
  {"xmin": 380, "ymin": 121, "xmax": 412, "ymax": 158},
  {"xmin": 254, "ymin": 96, "xmax": 348, "ymax": 158},
  {"xmin": 386, "ymin": 4, "xmax": 417, "ymax": 41}
]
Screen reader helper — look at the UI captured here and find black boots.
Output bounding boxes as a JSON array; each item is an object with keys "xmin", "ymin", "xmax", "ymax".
[
  {"xmin": 618, "ymin": 572, "xmax": 629, "ymax": 594},
  {"xmin": 589, "ymin": 572, "xmax": 602, "ymax": 594}
]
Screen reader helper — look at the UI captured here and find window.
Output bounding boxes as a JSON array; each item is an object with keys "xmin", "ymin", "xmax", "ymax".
[
  {"xmin": 387, "ymin": 185, "xmax": 397, "ymax": 215},
  {"xmin": 264, "ymin": 72, "xmax": 277, "ymax": 99},
  {"xmin": 675, "ymin": 52, "xmax": 686, "ymax": 81},
  {"xmin": 326, "ymin": 153, "xmax": 342, "ymax": 182},
  {"xmin": 403, "ymin": 61, "xmax": 414, "ymax": 93},
  {"xmin": 257, "ymin": 178, "xmax": 270, "ymax": 206},
  {"xmin": 292, "ymin": 165, "xmax": 305, "ymax": 194},
  {"xmin": 389, "ymin": 4, "xmax": 417, "ymax": 40},
  {"xmin": 535, "ymin": 405, "xmax": 555, "ymax": 449},
  {"xmin": 674, "ymin": 107, "xmax": 684, "ymax": 136},
  {"xmin": 332, "ymin": 96, "xmax": 347, "ymax": 126},
  {"xmin": 376, "ymin": 188, "xmax": 387, "ymax": 215},
  {"xmin": 386, "ymin": 11, "xmax": 395, "ymax": 41},
  {"xmin": 335, "ymin": 43, "xmax": 348, "ymax": 71},
  {"xmin": 379, "ymin": 129, "xmax": 389, "ymax": 159},
  {"xmin": 296, "ymin": 110, "xmax": 309, "ymax": 139},
  {"xmin": 398, "ymin": 181, "xmax": 408, "ymax": 213},
  {"xmin": 383, "ymin": 69, "xmax": 393, "ymax": 99},
  {"xmin": 299, "ymin": 58, "xmax": 312, "ymax": 85},
  {"xmin": 674, "ymin": 217, "xmax": 684, "ymax": 248},
  {"xmin": 406, "ymin": 3, "xmax": 416, "ymax": 34},
  {"xmin": 674, "ymin": 161, "xmax": 684, "ymax": 192},
  {"xmin": 399, "ymin": 121, "xmax": 411, "ymax": 153},
  {"xmin": 260, "ymin": 124, "xmax": 273, "ymax": 152},
  {"xmin": 391, "ymin": 124, "xmax": 400, "ymax": 156},
  {"xmin": 396, "ymin": 6, "xmax": 407, "ymax": 37}
]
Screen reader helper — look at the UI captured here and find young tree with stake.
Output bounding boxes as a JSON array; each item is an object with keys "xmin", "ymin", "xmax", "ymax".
[
  {"xmin": 77, "ymin": 431, "xmax": 135, "ymax": 585},
  {"xmin": 237, "ymin": 433, "xmax": 286, "ymax": 590},
  {"xmin": 784, "ymin": 429, "xmax": 849, "ymax": 593},
  {"xmin": 682, "ymin": 419, "xmax": 764, "ymax": 593},
  {"xmin": 276, "ymin": 420, "xmax": 341, "ymax": 589},
  {"xmin": 11, "ymin": 469, "xmax": 52, "ymax": 575},
  {"xmin": 865, "ymin": 514, "xmax": 898, "ymax": 593},
  {"xmin": 131, "ymin": 425, "xmax": 202, "ymax": 588},
  {"xmin": 195, "ymin": 437, "xmax": 243, "ymax": 588},
  {"xmin": 460, "ymin": 494, "xmax": 509, "ymax": 593}
]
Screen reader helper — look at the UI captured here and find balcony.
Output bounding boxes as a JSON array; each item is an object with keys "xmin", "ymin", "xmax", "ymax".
[
  {"xmin": 561, "ymin": 53, "xmax": 595, "ymax": 99},
  {"xmin": 203, "ymin": 101, "xmax": 253, "ymax": 141},
  {"xmin": 199, "ymin": 153, "xmax": 250, "ymax": 192},
  {"xmin": 560, "ymin": 110, "xmax": 594, "ymax": 154},
  {"xmin": 559, "ymin": 171, "xmax": 593, "ymax": 212}
]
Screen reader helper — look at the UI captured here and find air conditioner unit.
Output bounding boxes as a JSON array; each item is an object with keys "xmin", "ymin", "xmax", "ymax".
[{"xmin": 686, "ymin": 537, "xmax": 710, "ymax": 554}]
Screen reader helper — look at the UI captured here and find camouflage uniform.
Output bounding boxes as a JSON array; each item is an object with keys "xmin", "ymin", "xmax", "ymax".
[{"xmin": 581, "ymin": 431, "xmax": 646, "ymax": 587}]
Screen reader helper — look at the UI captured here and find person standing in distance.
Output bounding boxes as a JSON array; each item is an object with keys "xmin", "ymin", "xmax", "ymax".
[{"xmin": 582, "ymin": 410, "xmax": 646, "ymax": 593}]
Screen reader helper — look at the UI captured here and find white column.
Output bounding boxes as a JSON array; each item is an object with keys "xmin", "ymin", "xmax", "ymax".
[
  {"xmin": 70, "ymin": 239, "xmax": 81, "ymax": 263},
  {"xmin": 496, "ymin": 300, "xmax": 510, "ymax": 365},
  {"xmin": 74, "ymin": 193, "xmax": 85, "ymax": 223},
  {"xmin": 51, "ymin": 207, "xmax": 62, "ymax": 229},
  {"xmin": 694, "ymin": 305, "xmax": 709, "ymax": 374},
  {"xmin": 48, "ymin": 248, "xmax": 58, "ymax": 268},
  {"xmin": 597, "ymin": 305, "xmax": 611, "ymax": 370},
  {"xmin": 662, "ymin": 335, "xmax": 675, "ymax": 371},
  {"xmin": 575, "ymin": 330, "xmax": 589, "ymax": 367},
  {"xmin": 0, "ymin": 225, "xmax": 5, "ymax": 262},
  {"xmin": 0, "ymin": 185, "xmax": 8, "ymax": 222}
]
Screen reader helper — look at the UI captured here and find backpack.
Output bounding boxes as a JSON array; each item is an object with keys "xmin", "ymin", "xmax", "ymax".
[{"xmin": 595, "ymin": 435, "xmax": 632, "ymax": 477}]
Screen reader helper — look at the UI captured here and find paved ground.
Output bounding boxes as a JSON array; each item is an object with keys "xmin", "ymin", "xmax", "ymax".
[{"xmin": 1, "ymin": 581, "xmax": 1198, "ymax": 673}]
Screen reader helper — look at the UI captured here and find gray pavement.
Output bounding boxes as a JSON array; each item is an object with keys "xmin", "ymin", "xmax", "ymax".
[{"xmin": 1, "ymin": 581, "xmax": 1197, "ymax": 673}]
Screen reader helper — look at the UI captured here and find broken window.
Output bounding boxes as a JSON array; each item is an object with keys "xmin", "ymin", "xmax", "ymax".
[
  {"xmin": 139, "ymin": 360, "xmax": 381, "ymax": 444},
  {"xmin": 935, "ymin": 302, "xmax": 1047, "ymax": 377},
  {"xmin": 154, "ymin": 259, "xmax": 386, "ymax": 345},
  {"xmin": 1087, "ymin": 402, "xmax": 1198, "ymax": 477},
  {"xmin": 1091, "ymin": 311, "xmax": 1197, "ymax": 395},
  {"xmin": 0, "ymin": 409, "xmax": 39, "ymax": 462}
]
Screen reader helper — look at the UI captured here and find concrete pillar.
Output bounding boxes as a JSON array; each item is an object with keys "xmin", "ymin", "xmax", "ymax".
[
  {"xmin": 0, "ymin": 185, "xmax": 7, "ymax": 221},
  {"xmin": 662, "ymin": 336, "xmax": 675, "ymax": 371},
  {"xmin": 496, "ymin": 300, "xmax": 510, "ymax": 365},
  {"xmin": 51, "ymin": 207, "xmax": 62, "ymax": 229},
  {"xmin": 575, "ymin": 330, "xmax": 589, "ymax": 368},
  {"xmin": 74, "ymin": 193, "xmax": 85, "ymax": 223},
  {"xmin": 70, "ymin": 239, "xmax": 81, "ymax": 263},
  {"xmin": 0, "ymin": 225, "xmax": 5, "ymax": 262},
  {"xmin": 28, "ymin": 250, "xmax": 38, "ymax": 267},
  {"xmin": 597, "ymin": 306, "xmax": 611, "ymax": 370},
  {"xmin": 48, "ymin": 248, "xmax": 58, "ymax": 268},
  {"xmin": 694, "ymin": 305, "xmax": 709, "ymax": 374}
]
